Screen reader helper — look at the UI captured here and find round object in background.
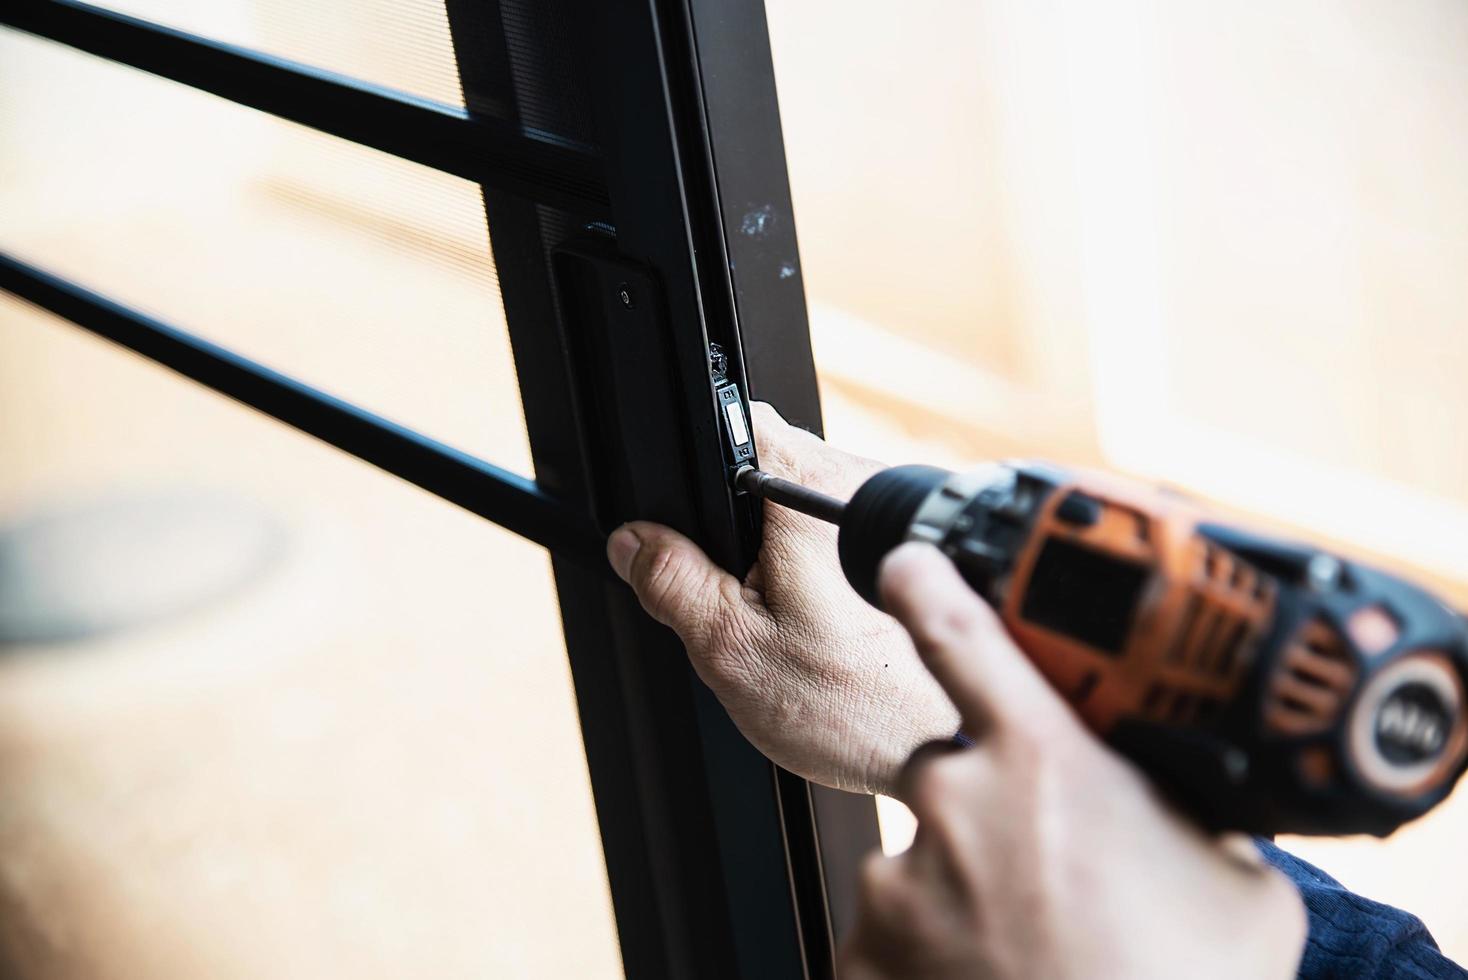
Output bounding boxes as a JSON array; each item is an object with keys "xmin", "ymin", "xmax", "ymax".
[{"xmin": 0, "ymin": 489, "xmax": 286, "ymax": 646}]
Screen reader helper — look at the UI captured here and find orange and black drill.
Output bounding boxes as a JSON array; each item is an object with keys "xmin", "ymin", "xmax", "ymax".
[{"xmin": 735, "ymin": 462, "xmax": 1468, "ymax": 837}]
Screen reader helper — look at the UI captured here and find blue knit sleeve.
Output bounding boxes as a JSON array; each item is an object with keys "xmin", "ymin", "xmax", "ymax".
[{"xmin": 1256, "ymin": 839, "xmax": 1466, "ymax": 979}]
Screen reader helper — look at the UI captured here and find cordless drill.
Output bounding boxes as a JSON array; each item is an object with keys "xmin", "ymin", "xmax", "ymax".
[{"xmin": 735, "ymin": 462, "xmax": 1468, "ymax": 837}]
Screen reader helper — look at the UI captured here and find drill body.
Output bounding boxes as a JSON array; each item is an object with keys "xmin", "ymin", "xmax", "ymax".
[{"xmin": 833, "ymin": 463, "xmax": 1468, "ymax": 836}]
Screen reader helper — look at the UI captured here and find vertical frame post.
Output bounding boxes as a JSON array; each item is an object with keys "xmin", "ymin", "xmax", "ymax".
[
  {"xmin": 443, "ymin": 0, "xmax": 873, "ymax": 975},
  {"xmin": 675, "ymin": 0, "xmax": 885, "ymax": 939}
]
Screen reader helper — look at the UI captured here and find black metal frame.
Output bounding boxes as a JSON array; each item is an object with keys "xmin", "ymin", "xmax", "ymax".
[
  {"xmin": 0, "ymin": 254, "xmax": 605, "ymax": 564},
  {"xmin": 1, "ymin": 0, "xmax": 609, "ymax": 217},
  {"xmin": 0, "ymin": 1, "xmax": 881, "ymax": 976}
]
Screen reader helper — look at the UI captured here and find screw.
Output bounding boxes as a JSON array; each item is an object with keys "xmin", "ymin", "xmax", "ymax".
[{"xmin": 617, "ymin": 284, "xmax": 634, "ymax": 309}]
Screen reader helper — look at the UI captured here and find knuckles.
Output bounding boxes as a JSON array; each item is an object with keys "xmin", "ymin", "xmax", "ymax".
[
  {"xmin": 633, "ymin": 540, "xmax": 685, "ymax": 607},
  {"xmin": 630, "ymin": 538, "xmax": 742, "ymax": 656},
  {"xmin": 916, "ymin": 601, "xmax": 997, "ymax": 655}
]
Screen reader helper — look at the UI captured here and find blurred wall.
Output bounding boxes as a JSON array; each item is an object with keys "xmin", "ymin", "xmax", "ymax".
[{"xmin": 767, "ymin": 0, "xmax": 1468, "ymax": 961}]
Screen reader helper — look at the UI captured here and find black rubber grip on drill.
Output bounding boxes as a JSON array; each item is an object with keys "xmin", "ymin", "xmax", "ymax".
[{"xmin": 838, "ymin": 465, "xmax": 951, "ymax": 607}]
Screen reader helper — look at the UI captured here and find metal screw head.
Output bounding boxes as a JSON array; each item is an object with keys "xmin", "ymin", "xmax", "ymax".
[{"xmin": 617, "ymin": 284, "xmax": 634, "ymax": 309}]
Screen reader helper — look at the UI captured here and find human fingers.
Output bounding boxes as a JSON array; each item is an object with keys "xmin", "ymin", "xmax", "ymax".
[
  {"xmin": 607, "ymin": 521, "xmax": 764, "ymax": 647},
  {"xmin": 843, "ymin": 851, "xmax": 923, "ymax": 977},
  {"xmin": 877, "ymin": 543, "xmax": 1067, "ymax": 737}
]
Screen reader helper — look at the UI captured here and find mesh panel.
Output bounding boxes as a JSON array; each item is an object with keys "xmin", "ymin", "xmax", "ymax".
[
  {"xmin": 497, "ymin": 0, "xmax": 598, "ymax": 142},
  {"xmin": 95, "ymin": 0, "xmax": 467, "ymax": 106}
]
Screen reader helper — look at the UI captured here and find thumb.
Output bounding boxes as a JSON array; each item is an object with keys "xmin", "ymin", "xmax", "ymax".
[
  {"xmin": 607, "ymin": 521, "xmax": 744, "ymax": 645},
  {"xmin": 878, "ymin": 542, "xmax": 1067, "ymax": 737}
]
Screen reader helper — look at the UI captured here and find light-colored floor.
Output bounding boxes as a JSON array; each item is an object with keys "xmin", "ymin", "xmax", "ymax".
[{"xmin": 0, "ymin": 295, "xmax": 623, "ymax": 978}]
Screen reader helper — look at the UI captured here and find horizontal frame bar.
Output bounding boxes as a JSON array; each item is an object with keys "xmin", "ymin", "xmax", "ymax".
[
  {"xmin": 0, "ymin": 0, "xmax": 611, "ymax": 219},
  {"xmin": 0, "ymin": 252, "xmax": 606, "ymax": 565}
]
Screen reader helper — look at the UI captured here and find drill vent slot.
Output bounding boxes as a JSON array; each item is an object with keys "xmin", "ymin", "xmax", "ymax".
[
  {"xmin": 1262, "ymin": 619, "xmax": 1358, "ymax": 736},
  {"xmin": 1212, "ymin": 619, "xmax": 1250, "ymax": 677},
  {"xmin": 1166, "ymin": 595, "xmax": 1201, "ymax": 664},
  {"xmin": 1165, "ymin": 593, "xmax": 1254, "ymax": 681},
  {"xmin": 1230, "ymin": 561, "xmax": 1251, "ymax": 592},
  {"xmin": 1169, "ymin": 541, "xmax": 1273, "ymax": 682},
  {"xmin": 1140, "ymin": 684, "xmax": 1224, "ymax": 727},
  {"xmin": 1191, "ymin": 607, "xmax": 1222, "ymax": 670}
]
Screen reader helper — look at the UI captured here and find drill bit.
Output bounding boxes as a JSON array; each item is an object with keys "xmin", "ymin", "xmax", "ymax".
[{"xmin": 735, "ymin": 466, "xmax": 846, "ymax": 525}]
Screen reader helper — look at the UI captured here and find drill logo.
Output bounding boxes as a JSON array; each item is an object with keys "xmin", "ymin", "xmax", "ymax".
[{"xmin": 1375, "ymin": 684, "xmax": 1450, "ymax": 764}]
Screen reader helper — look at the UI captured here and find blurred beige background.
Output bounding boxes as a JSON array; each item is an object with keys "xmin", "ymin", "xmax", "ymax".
[
  {"xmin": 2, "ymin": 0, "xmax": 1467, "ymax": 974},
  {"xmin": 766, "ymin": 0, "xmax": 1468, "ymax": 961}
]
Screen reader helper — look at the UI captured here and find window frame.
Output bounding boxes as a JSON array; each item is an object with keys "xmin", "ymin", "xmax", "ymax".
[{"xmin": 0, "ymin": 1, "xmax": 881, "ymax": 976}]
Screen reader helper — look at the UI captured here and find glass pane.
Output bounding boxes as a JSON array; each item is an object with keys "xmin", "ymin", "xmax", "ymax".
[
  {"xmin": 0, "ymin": 293, "xmax": 623, "ymax": 977},
  {"xmin": 0, "ymin": 28, "xmax": 528, "ymax": 473},
  {"xmin": 770, "ymin": 0, "xmax": 1468, "ymax": 959},
  {"xmin": 98, "ymin": 0, "xmax": 464, "ymax": 106}
]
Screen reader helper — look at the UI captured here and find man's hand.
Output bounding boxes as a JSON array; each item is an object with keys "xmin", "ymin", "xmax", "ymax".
[
  {"xmin": 604, "ymin": 403, "xmax": 959, "ymax": 795},
  {"xmin": 839, "ymin": 543, "xmax": 1307, "ymax": 980}
]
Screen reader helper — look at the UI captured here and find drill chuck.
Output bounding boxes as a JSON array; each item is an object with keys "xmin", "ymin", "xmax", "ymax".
[{"xmin": 835, "ymin": 465, "xmax": 951, "ymax": 605}]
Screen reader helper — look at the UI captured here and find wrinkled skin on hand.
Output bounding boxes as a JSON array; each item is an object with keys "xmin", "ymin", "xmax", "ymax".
[
  {"xmin": 838, "ymin": 544, "xmax": 1307, "ymax": 980},
  {"xmin": 605, "ymin": 403, "xmax": 959, "ymax": 796}
]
